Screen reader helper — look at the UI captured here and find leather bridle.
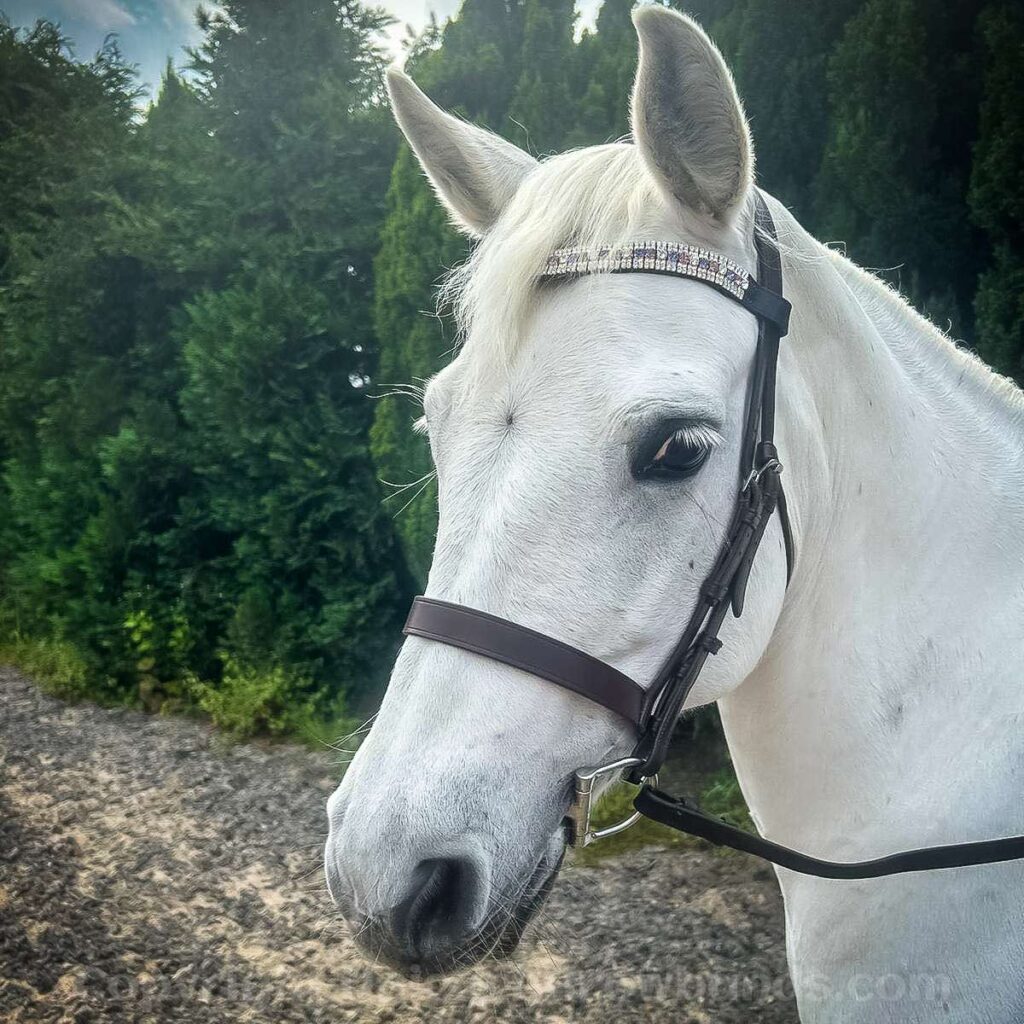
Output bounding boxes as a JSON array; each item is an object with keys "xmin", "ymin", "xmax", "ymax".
[{"xmin": 401, "ymin": 192, "xmax": 1024, "ymax": 877}]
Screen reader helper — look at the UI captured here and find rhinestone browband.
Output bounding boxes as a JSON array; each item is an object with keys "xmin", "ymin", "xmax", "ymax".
[{"xmin": 540, "ymin": 242, "xmax": 750, "ymax": 301}]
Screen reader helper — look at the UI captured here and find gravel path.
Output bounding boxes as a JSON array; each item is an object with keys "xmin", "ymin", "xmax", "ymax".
[{"xmin": 0, "ymin": 666, "xmax": 797, "ymax": 1023}]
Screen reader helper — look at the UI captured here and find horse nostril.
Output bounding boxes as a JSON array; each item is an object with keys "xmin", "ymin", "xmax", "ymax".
[{"xmin": 390, "ymin": 857, "xmax": 480, "ymax": 959}]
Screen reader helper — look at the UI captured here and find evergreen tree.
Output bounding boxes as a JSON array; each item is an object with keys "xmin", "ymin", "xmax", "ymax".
[
  {"xmin": 970, "ymin": 2, "xmax": 1024, "ymax": 382},
  {"xmin": 179, "ymin": 269, "xmax": 407, "ymax": 700},
  {"xmin": 0, "ymin": 8, "xmax": 411, "ymax": 726},
  {"xmin": 0, "ymin": 22, "xmax": 142, "ymax": 693},
  {"xmin": 369, "ymin": 147, "xmax": 463, "ymax": 583},
  {"xmin": 0, "ymin": 59, "xmax": 228, "ymax": 699},
  {"xmin": 815, "ymin": 0, "xmax": 984, "ymax": 335},
  {"xmin": 712, "ymin": 0, "xmax": 861, "ymax": 208},
  {"xmin": 179, "ymin": 0, "xmax": 411, "ymax": 708},
  {"xmin": 0, "ymin": 19, "xmax": 138, "ymax": 278},
  {"xmin": 90, "ymin": 67, "xmax": 233, "ymax": 693},
  {"xmin": 505, "ymin": 0, "xmax": 577, "ymax": 153},
  {"xmin": 417, "ymin": 0, "xmax": 524, "ymax": 125},
  {"xmin": 566, "ymin": 0, "xmax": 636, "ymax": 146}
]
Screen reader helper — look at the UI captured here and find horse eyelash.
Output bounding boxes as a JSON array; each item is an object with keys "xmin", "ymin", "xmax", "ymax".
[{"xmin": 668, "ymin": 423, "xmax": 723, "ymax": 450}]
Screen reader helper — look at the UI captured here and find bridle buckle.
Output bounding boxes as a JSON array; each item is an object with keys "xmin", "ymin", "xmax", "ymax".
[
  {"xmin": 742, "ymin": 456, "xmax": 783, "ymax": 495},
  {"xmin": 566, "ymin": 757, "xmax": 658, "ymax": 848}
]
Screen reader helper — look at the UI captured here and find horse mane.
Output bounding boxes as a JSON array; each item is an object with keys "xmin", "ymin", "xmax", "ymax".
[{"xmin": 824, "ymin": 244, "xmax": 1024, "ymax": 431}]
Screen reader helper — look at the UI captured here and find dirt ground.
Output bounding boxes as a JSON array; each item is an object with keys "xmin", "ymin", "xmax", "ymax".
[{"xmin": 0, "ymin": 666, "xmax": 797, "ymax": 1023}]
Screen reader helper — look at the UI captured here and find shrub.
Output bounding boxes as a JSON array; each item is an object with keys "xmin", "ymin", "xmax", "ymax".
[
  {"xmin": 187, "ymin": 653, "xmax": 356, "ymax": 741},
  {"xmin": 0, "ymin": 632, "xmax": 94, "ymax": 701}
]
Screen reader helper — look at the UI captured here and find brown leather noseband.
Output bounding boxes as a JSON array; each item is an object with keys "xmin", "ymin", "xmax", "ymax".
[{"xmin": 400, "ymin": 192, "xmax": 1024, "ymax": 877}]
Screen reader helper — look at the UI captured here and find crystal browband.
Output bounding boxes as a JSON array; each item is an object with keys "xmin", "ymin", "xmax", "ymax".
[
  {"xmin": 542, "ymin": 241, "xmax": 749, "ymax": 298},
  {"xmin": 539, "ymin": 240, "xmax": 792, "ymax": 334}
]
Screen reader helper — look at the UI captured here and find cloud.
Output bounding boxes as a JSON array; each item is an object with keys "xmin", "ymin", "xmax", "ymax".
[
  {"xmin": 156, "ymin": 0, "xmax": 226, "ymax": 43},
  {"xmin": 55, "ymin": 0, "xmax": 137, "ymax": 29},
  {"xmin": 158, "ymin": 0, "xmax": 200, "ymax": 26}
]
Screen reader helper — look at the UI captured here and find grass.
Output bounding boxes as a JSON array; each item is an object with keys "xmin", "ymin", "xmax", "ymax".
[{"xmin": 0, "ymin": 634, "xmax": 97, "ymax": 701}]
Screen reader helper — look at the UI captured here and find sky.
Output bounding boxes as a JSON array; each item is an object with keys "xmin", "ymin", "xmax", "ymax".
[{"xmin": 4, "ymin": 0, "xmax": 602, "ymax": 101}]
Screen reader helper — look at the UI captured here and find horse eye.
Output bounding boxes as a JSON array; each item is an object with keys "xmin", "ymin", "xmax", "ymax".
[{"xmin": 641, "ymin": 431, "xmax": 712, "ymax": 479}]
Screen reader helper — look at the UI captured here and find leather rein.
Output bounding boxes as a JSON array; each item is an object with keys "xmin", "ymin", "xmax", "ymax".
[{"xmin": 402, "ymin": 192, "xmax": 1024, "ymax": 878}]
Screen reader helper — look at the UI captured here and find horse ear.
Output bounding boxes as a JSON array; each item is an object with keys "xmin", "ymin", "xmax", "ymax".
[
  {"xmin": 386, "ymin": 68, "xmax": 538, "ymax": 237},
  {"xmin": 630, "ymin": 6, "xmax": 753, "ymax": 222}
]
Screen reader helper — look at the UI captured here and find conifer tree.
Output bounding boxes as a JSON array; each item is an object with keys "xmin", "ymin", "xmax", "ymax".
[
  {"xmin": 178, "ymin": 0, "xmax": 411, "ymax": 706},
  {"xmin": 970, "ymin": 2, "xmax": 1024, "ymax": 382},
  {"xmin": 815, "ymin": 0, "xmax": 983, "ymax": 335},
  {"xmin": 566, "ymin": 0, "xmax": 636, "ymax": 146},
  {"xmin": 418, "ymin": 0, "xmax": 524, "ymax": 126},
  {"xmin": 0, "ymin": 8, "xmax": 412, "ymax": 723},
  {"xmin": 369, "ymin": 147, "xmax": 463, "ymax": 584},
  {"xmin": 505, "ymin": 0, "xmax": 577, "ymax": 153},
  {"xmin": 0, "ymin": 22, "xmax": 141, "ymax": 692},
  {"xmin": 712, "ymin": 0, "xmax": 861, "ymax": 208}
]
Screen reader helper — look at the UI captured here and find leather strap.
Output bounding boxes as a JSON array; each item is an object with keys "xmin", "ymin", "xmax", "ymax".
[
  {"xmin": 404, "ymin": 597, "xmax": 648, "ymax": 727},
  {"xmin": 628, "ymin": 192, "xmax": 790, "ymax": 780},
  {"xmin": 636, "ymin": 787, "xmax": 1024, "ymax": 878},
  {"xmin": 740, "ymin": 279, "xmax": 791, "ymax": 335}
]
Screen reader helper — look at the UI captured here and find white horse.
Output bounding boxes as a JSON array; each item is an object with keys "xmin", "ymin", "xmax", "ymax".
[{"xmin": 326, "ymin": 7, "xmax": 1024, "ymax": 1021}]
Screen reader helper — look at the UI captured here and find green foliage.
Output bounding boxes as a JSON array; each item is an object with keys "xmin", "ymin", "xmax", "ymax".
[
  {"xmin": 970, "ymin": 3, "xmax": 1024, "ymax": 382},
  {"xmin": 0, "ymin": 0, "xmax": 1022, "ymax": 747},
  {"xmin": 814, "ymin": 0, "xmax": 983, "ymax": 334},
  {"xmin": 188, "ymin": 653, "xmax": 323, "ymax": 739},
  {"xmin": 412, "ymin": 0, "xmax": 525, "ymax": 125},
  {"xmin": 0, "ymin": 18, "xmax": 139, "ymax": 275},
  {"xmin": 0, "ymin": 20, "xmax": 149, "ymax": 697},
  {"xmin": 711, "ymin": 0, "xmax": 860, "ymax": 209},
  {"xmin": 370, "ymin": 148, "xmax": 464, "ymax": 583},
  {"xmin": 565, "ymin": 0, "xmax": 636, "ymax": 147},
  {"xmin": 701, "ymin": 766, "xmax": 755, "ymax": 832},
  {"xmin": 0, "ymin": 633, "xmax": 93, "ymax": 701},
  {"xmin": 0, "ymin": 8, "xmax": 407, "ymax": 737},
  {"xmin": 179, "ymin": 270, "xmax": 409, "ymax": 696},
  {"xmin": 505, "ymin": 0, "xmax": 577, "ymax": 152}
]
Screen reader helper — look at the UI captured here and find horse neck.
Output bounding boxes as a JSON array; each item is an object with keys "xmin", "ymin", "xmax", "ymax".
[{"xmin": 719, "ymin": 218, "xmax": 1024, "ymax": 855}]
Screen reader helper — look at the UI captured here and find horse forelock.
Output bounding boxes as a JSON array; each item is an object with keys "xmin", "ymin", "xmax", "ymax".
[{"xmin": 440, "ymin": 143, "xmax": 755, "ymax": 373}]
